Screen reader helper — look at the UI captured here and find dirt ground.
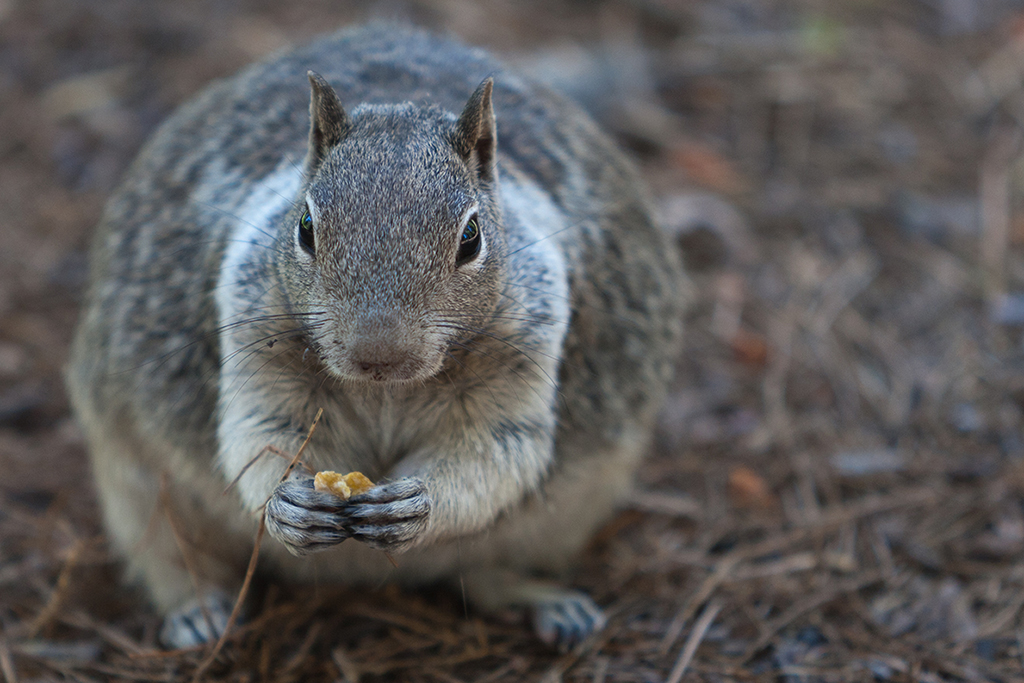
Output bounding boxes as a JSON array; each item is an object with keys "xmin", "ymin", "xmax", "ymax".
[{"xmin": 4, "ymin": 0, "xmax": 1024, "ymax": 680}]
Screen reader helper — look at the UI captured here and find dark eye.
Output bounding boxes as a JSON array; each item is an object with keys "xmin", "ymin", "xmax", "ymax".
[
  {"xmin": 456, "ymin": 215, "xmax": 481, "ymax": 265},
  {"xmin": 298, "ymin": 208, "xmax": 315, "ymax": 254}
]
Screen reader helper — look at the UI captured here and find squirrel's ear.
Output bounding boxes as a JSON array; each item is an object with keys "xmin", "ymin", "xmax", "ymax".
[
  {"xmin": 453, "ymin": 78, "xmax": 496, "ymax": 183},
  {"xmin": 306, "ymin": 71, "xmax": 349, "ymax": 172}
]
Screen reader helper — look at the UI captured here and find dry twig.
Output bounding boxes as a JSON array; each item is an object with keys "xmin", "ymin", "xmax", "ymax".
[
  {"xmin": 664, "ymin": 600, "xmax": 721, "ymax": 683},
  {"xmin": 26, "ymin": 538, "xmax": 88, "ymax": 638},
  {"xmin": 192, "ymin": 408, "xmax": 323, "ymax": 681},
  {"xmin": 0, "ymin": 640, "xmax": 17, "ymax": 683}
]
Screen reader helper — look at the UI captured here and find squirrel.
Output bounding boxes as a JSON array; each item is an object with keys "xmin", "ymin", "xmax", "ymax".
[{"xmin": 66, "ymin": 23, "xmax": 686, "ymax": 650}]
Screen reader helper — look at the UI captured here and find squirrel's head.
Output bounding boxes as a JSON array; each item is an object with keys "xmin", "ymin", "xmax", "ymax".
[{"xmin": 276, "ymin": 71, "xmax": 504, "ymax": 384}]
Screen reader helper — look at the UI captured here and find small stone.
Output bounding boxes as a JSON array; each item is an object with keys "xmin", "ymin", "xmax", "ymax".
[
  {"xmin": 950, "ymin": 402, "xmax": 984, "ymax": 433},
  {"xmin": 831, "ymin": 449, "xmax": 906, "ymax": 476},
  {"xmin": 0, "ymin": 342, "xmax": 28, "ymax": 376},
  {"xmin": 990, "ymin": 293, "xmax": 1024, "ymax": 325},
  {"xmin": 893, "ymin": 191, "xmax": 978, "ymax": 242}
]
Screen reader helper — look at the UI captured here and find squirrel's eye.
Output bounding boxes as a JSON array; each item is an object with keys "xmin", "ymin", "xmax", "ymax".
[
  {"xmin": 456, "ymin": 215, "xmax": 481, "ymax": 265},
  {"xmin": 298, "ymin": 209, "xmax": 315, "ymax": 254}
]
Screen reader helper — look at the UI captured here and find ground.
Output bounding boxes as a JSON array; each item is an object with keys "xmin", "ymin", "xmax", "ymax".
[{"xmin": 3, "ymin": 0, "xmax": 1024, "ymax": 681}]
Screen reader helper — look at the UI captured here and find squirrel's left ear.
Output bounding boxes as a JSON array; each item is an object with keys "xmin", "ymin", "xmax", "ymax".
[
  {"xmin": 305, "ymin": 71, "xmax": 350, "ymax": 174},
  {"xmin": 453, "ymin": 78, "xmax": 496, "ymax": 184}
]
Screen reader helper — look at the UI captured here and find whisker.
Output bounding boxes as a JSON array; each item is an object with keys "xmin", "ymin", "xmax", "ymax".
[
  {"xmin": 436, "ymin": 362, "xmax": 466, "ymax": 412},
  {"xmin": 428, "ymin": 309, "xmax": 566, "ymax": 327},
  {"xmin": 220, "ymin": 326, "xmax": 323, "ymax": 371},
  {"xmin": 163, "ymin": 236, "xmax": 281, "ymax": 262},
  {"xmin": 454, "ymin": 336, "xmax": 573, "ymax": 422},
  {"xmin": 434, "ymin": 322, "xmax": 568, "ymax": 410},
  {"xmin": 447, "ymin": 340, "xmax": 552, "ymax": 412},
  {"xmin": 499, "ymin": 278, "xmax": 652, "ymax": 333},
  {"xmin": 222, "ymin": 342, "xmax": 310, "ymax": 414},
  {"xmin": 110, "ymin": 310, "xmax": 325, "ymax": 377},
  {"xmin": 432, "ymin": 322, "xmax": 568, "ymax": 372},
  {"xmin": 442, "ymin": 346, "xmax": 508, "ymax": 410},
  {"xmin": 156, "ymin": 325, "xmax": 311, "ymax": 424},
  {"xmin": 193, "ymin": 199, "xmax": 280, "ymax": 244},
  {"xmin": 504, "ymin": 220, "xmax": 580, "ymax": 258}
]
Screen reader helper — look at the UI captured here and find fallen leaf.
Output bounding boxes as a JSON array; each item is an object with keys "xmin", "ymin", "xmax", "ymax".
[
  {"xmin": 669, "ymin": 143, "xmax": 746, "ymax": 194},
  {"xmin": 727, "ymin": 466, "xmax": 777, "ymax": 510}
]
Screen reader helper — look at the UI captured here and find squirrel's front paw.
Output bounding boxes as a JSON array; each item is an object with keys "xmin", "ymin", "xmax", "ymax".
[
  {"xmin": 265, "ymin": 478, "xmax": 351, "ymax": 555},
  {"xmin": 342, "ymin": 477, "xmax": 431, "ymax": 552}
]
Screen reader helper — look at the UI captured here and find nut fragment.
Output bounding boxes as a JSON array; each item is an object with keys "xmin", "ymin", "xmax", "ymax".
[
  {"xmin": 341, "ymin": 471, "xmax": 374, "ymax": 497},
  {"xmin": 314, "ymin": 471, "xmax": 375, "ymax": 500},
  {"xmin": 314, "ymin": 471, "xmax": 350, "ymax": 498}
]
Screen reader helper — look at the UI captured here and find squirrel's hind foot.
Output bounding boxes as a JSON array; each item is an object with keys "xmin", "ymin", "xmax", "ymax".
[
  {"xmin": 530, "ymin": 589, "xmax": 606, "ymax": 652},
  {"xmin": 158, "ymin": 589, "xmax": 235, "ymax": 649},
  {"xmin": 461, "ymin": 569, "xmax": 606, "ymax": 651}
]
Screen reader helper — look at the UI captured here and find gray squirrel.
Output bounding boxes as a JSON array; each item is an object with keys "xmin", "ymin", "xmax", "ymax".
[{"xmin": 66, "ymin": 24, "xmax": 686, "ymax": 650}]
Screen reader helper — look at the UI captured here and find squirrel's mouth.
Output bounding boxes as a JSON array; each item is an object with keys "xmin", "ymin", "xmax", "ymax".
[
  {"xmin": 322, "ymin": 346, "xmax": 444, "ymax": 385},
  {"xmin": 351, "ymin": 358, "xmax": 423, "ymax": 383}
]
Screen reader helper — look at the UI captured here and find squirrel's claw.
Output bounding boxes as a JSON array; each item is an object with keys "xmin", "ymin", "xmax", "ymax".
[
  {"xmin": 341, "ymin": 477, "xmax": 431, "ymax": 552},
  {"xmin": 265, "ymin": 478, "xmax": 351, "ymax": 555}
]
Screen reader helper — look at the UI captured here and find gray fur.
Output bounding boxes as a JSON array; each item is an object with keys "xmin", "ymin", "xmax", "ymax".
[{"xmin": 66, "ymin": 24, "xmax": 686, "ymax": 649}]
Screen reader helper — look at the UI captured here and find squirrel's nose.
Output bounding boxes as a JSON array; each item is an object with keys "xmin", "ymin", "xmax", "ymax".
[
  {"xmin": 350, "ymin": 342, "xmax": 418, "ymax": 380},
  {"xmin": 351, "ymin": 344, "xmax": 410, "ymax": 369},
  {"xmin": 358, "ymin": 360, "xmax": 392, "ymax": 373},
  {"xmin": 353, "ymin": 356, "xmax": 414, "ymax": 381}
]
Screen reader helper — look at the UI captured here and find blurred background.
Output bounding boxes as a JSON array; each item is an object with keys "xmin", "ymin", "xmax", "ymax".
[{"xmin": 4, "ymin": 0, "xmax": 1024, "ymax": 680}]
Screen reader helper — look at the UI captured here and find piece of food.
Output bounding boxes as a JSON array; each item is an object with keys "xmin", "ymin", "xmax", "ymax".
[
  {"xmin": 314, "ymin": 470, "xmax": 375, "ymax": 499},
  {"xmin": 314, "ymin": 471, "xmax": 350, "ymax": 498}
]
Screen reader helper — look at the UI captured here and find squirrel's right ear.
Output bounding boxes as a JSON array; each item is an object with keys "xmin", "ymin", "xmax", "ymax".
[
  {"xmin": 305, "ymin": 71, "xmax": 350, "ymax": 173},
  {"xmin": 453, "ymin": 78, "xmax": 496, "ymax": 184}
]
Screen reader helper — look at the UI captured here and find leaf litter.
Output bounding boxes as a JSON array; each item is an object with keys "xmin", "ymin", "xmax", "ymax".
[{"xmin": 5, "ymin": 0, "xmax": 1024, "ymax": 680}]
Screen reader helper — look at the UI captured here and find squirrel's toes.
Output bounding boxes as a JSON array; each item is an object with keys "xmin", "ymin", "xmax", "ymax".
[
  {"xmin": 530, "ymin": 589, "xmax": 607, "ymax": 651},
  {"xmin": 460, "ymin": 569, "xmax": 606, "ymax": 650},
  {"xmin": 158, "ymin": 589, "xmax": 235, "ymax": 649}
]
